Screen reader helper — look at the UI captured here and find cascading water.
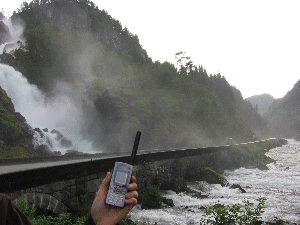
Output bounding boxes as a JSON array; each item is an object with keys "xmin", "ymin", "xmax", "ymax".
[
  {"xmin": 130, "ymin": 139, "xmax": 300, "ymax": 224},
  {"xmin": 0, "ymin": 63, "xmax": 95, "ymax": 154},
  {"xmin": 0, "ymin": 18, "xmax": 95, "ymax": 155}
]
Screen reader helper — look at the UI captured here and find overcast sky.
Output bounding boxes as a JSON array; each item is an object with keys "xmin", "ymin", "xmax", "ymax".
[{"xmin": 2, "ymin": 0, "xmax": 300, "ymax": 98}]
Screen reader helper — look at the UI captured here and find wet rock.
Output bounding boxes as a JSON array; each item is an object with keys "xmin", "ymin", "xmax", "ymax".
[
  {"xmin": 51, "ymin": 129, "xmax": 64, "ymax": 140},
  {"xmin": 61, "ymin": 138, "xmax": 73, "ymax": 148},
  {"xmin": 230, "ymin": 184, "xmax": 246, "ymax": 193},
  {"xmin": 34, "ymin": 144, "xmax": 53, "ymax": 156},
  {"xmin": 51, "ymin": 129, "xmax": 74, "ymax": 149},
  {"xmin": 185, "ymin": 167, "xmax": 229, "ymax": 186},
  {"xmin": 52, "ymin": 151, "xmax": 62, "ymax": 156},
  {"xmin": 162, "ymin": 197, "xmax": 174, "ymax": 207},
  {"xmin": 64, "ymin": 150, "xmax": 85, "ymax": 156}
]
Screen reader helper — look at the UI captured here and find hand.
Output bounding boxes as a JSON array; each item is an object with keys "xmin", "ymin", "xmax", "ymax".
[{"xmin": 90, "ymin": 172, "xmax": 138, "ymax": 225}]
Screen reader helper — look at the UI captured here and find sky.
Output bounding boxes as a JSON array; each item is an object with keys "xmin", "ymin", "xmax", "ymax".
[{"xmin": 2, "ymin": 0, "xmax": 300, "ymax": 99}]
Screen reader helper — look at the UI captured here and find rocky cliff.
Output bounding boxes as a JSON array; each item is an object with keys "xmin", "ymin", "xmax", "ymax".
[
  {"xmin": 12, "ymin": 0, "xmax": 148, "ymax": 64},
  {"xmin": 0, "ymin": 86, "xmax": 35, "ymax": 158}
]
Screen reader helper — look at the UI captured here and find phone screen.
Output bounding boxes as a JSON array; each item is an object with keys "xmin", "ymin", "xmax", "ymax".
[{"xmin": 115, "ymin": 171, "xmax": 128, "ymax": 185}]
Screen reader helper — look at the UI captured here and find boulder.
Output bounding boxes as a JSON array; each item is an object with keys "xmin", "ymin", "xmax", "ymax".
[
  {"xmin": 51, "ymin": 129, "xmax": 64, "ymax": 140},
  {"xmin": 185, "ymin": 167, "xmax": 229, "ymax": 186},
  {"xmin": 61, "ymin": 137, "xmax": 73, "ymax": 148},
  {"xmin": 34, "ymin": 144, "xmax": 53, "ymax": 156},
  {"xmin": 50, "ymin": 129, "xmax": 74, "ymax": 149},
  {"xmin": 162, "ymin": 197, "xmax": 174, "ymax": 207},
  {"xmin": 230, "ymin": 184, "xmax": 246, "ymax": 193}
]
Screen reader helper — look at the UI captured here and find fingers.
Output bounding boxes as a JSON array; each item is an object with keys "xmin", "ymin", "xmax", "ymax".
[
  {"xmin": 126, "ymin": 190, "xmax": 138, "ymax": 199},
  {"xmin": 97, "ymin": 172, "xmax": 112, "ymax": 197},
  {"xmin": 125, "ymin": 197, "xmax": 138, "ymax": 205},
  {"xmin": 102, "ymin": 172, "xmax": 112, "ymax": 186},
  {"xmin": 130, "ymin": 175, "xmax": 136, "ymax": 183},
  {"xmin": 128, "ymin": 182, "xmax": 137, "ymax": 191}
]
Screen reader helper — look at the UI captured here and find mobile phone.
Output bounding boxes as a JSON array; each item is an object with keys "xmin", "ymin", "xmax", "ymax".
[{"xmin": 105, "ymin": 131, "xmax": 141, "ymax": 207}]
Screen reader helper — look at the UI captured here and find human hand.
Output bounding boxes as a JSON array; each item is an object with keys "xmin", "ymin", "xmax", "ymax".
[{"xmin": 90, "ymin": 172, "xmax": 138, "ymax": 225}]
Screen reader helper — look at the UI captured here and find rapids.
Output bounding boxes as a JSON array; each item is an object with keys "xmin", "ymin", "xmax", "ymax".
[{"xmin": 130, "ymin": 139, "xmax": 300, "ymax": 224}]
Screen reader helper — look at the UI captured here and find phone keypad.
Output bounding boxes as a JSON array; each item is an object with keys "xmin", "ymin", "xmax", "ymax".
[{"xmin": 106, "ymin": 185, "xmax": 127, "ymax": 207}]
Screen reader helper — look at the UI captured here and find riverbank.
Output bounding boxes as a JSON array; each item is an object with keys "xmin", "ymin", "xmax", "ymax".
[
  {"xmin": 136, "ymin": 138, "xmax": 287, "ymax": 200},
  {"xmin": 131, "ymin": 138, "xmax": 296, "ymax": 225}
]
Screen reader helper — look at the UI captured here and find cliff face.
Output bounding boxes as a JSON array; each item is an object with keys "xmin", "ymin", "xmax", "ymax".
[
  {"xmin": 266, "ymin": 79, "xmax": 300, "ymax": 140},
  {"xmin": 0, "ymin": 86, "xmax": 35, "ymax": 158},
  {"xmin": 12, "ymin": 0, "xmax": 148, "ymax": 63}
]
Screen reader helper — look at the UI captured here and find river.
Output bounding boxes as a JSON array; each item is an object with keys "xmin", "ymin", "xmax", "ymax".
[{"xmin": 129, "ymin": 139, "xmax": 300, "ymax": 224}]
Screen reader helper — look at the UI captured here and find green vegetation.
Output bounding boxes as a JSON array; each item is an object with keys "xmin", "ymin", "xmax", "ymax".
[
  {"xmin": 0, "ymin": 144, "xmax": 32, "ymax": 159},
  {"xmin": 200, "ymin": 197, "xmax": 266, "ymax": 225},
  {"xmin": 0, "ymin": 87, "xmax": 33, "ymax": 159},
  {"xmin": 232, "ymin": 139, "xmax": 287, "ymax": 166},
  {"xmin": 16, "ymin": 200, "xmax": 86, "ymax": 224},
  {"xmin": 0, "ymin": 0, "xmax": 267, "ymax": 152},
  {"xmin": 186, "ymin": 167, "xmax": 228, "ymax": 186},
  {"xmin": 16, "ymin": 200, "xmax": 137, "ymax": 225},
  {"xmin": 140, "ymin": 185, "xmax": 163, "ymax": 209}
]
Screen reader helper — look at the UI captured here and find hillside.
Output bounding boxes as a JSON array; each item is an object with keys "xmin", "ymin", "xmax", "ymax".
[
  {"xmin": 0, "ymin": 0, "xmax": 267, "ymax": 154},
  {"xmin": 0, "ymin": 86, "xmax": 34, "ymax": 158},
  {"xmin": 266, "ymin": 79, "xmax": 300, "ymax": 140},
  {"xmin": 246, "ymin": 94, "xmax": 275, "ymax": 116}
]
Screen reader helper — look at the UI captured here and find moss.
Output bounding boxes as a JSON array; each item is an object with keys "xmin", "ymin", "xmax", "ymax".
[
  {"xmin": 0, "ymin": 105, "xmax": 22, "ymax": 136},
  {"xmin": 186, "ymin": 167, "xmax": 228, "ymax": 186},
  {"xmin": 0, "ymin": 144, "xmax": 33, "ymax": 159},
  {"xmin": 231, "ymin": 139, "xmax": 286, "ymax": 166},
  {"xmin": 0, "ymin": 87, "xmax": 32, "ymax": 159}
]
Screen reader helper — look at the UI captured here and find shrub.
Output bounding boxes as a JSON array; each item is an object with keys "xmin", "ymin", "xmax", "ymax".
[
  {"xmin": 140, "ymin": 185, "xmax": 163, "ymax": 209},
  {"xmin": 200, "ymin": 197, "xmax": 266, "ymax": 225}
]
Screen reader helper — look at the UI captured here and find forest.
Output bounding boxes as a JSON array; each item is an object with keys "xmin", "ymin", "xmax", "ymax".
[{"xmin": 0, "ymin": 0, "xmax": 266, "ymax": 152}]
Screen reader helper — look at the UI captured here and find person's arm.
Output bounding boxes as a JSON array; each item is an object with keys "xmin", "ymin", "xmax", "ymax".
[
  {"xmin": 0, "ymin": 194, "xmax": 32, "ymax": 225},
  {"xmin": 85, "ymin": 172, "xmax": 138, "ymax": 225}
]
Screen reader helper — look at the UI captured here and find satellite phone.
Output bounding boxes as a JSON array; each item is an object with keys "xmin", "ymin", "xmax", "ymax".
[{"xmin": 105, "ymin": 131, "xmax": 141, "ymax": 207}]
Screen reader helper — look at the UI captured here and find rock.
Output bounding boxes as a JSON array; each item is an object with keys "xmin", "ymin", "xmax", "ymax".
[
  {"xmin": 162, "ymin": 197, "xmax": 174, "ymax": 207},
  {"xmin": 190, "ymin": 192, "xmax": 209, "ymax": 199},
  {"xmin": 0, "ymin": 86, "xmax": 35, "ymax": 156},
  {"xmin": 64, "ymin": 150, "xmax": 85, "ymax": 156},
  {"xmin": 34, "ymin": 144, "xmax": 53, "ymax": 156},
  {"xmin": 185, "ymin": 167, "xmax": 229, "ymax": 186},
  {"xmin": 61, "ymin": 137, "xmax": 73, "ymax": 148},
  {"xmin": 51, "ymin": 129, "xmax": 64, "ymax": 140},
  {"xmin": 50, "ymin": 129, "xmax": 74, "ymax": 149},
  {"xmin": 52, "ymin": 151, "xmax": 62, "ymax": 156},
  {"xmin": 230, "ymin": 184, "xmax": 246, "ymax": 193}
]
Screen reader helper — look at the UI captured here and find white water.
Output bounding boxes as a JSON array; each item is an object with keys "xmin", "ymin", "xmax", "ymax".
[
  {"xmin": 0, "ymin": 63, "xmax": 95, "ymax": 154},
  {"xmin": 130, "ymin": 139, "xmax": 300, "ymax": 224},
  {"xmin": 0, "ymin": 18, "xmax": 24, "ymax": 54}
]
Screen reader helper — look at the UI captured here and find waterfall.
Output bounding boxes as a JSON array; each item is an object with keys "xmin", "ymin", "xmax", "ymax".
[
  {"xmin": 0, "ymin": 17, "xmax": 102, "ymax": 155},
  {"xmin": 0, "ymin": 63, "xmax": 94, "ymax": 154},
  {"xmin": 0, "ymin": 17, "xmax": 24, "ymax": 54}
]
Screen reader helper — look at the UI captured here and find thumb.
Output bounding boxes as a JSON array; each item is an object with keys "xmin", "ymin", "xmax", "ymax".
[{"xmin": 98, "ymin": 172, "xmax": 112, "ymax": 197}]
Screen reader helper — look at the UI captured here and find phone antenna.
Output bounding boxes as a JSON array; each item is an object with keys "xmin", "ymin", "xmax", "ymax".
[{"xmin": 130, "ymin": 131, "xmax": 141, "ymax": 165}]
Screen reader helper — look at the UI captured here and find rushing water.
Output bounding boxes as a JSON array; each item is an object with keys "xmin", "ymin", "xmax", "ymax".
[{"xmin": 130, "ymin": 139, "xmax": 300, "ymax": 224}]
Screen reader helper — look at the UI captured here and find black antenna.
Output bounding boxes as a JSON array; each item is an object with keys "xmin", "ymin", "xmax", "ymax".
[{"xmin": 130, "ymin": 131, "xmax": 141, "ymax": 165}]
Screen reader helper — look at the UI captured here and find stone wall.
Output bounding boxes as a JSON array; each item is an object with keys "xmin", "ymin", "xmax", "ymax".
[{"xmin": 1, "ymin": 140, "xmax": 282, "ymax": 214}]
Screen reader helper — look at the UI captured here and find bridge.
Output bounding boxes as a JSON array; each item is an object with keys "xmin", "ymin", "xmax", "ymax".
[{"xmin": 0, "ymin": 141, "xmax": 269, "ymax": 215}]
